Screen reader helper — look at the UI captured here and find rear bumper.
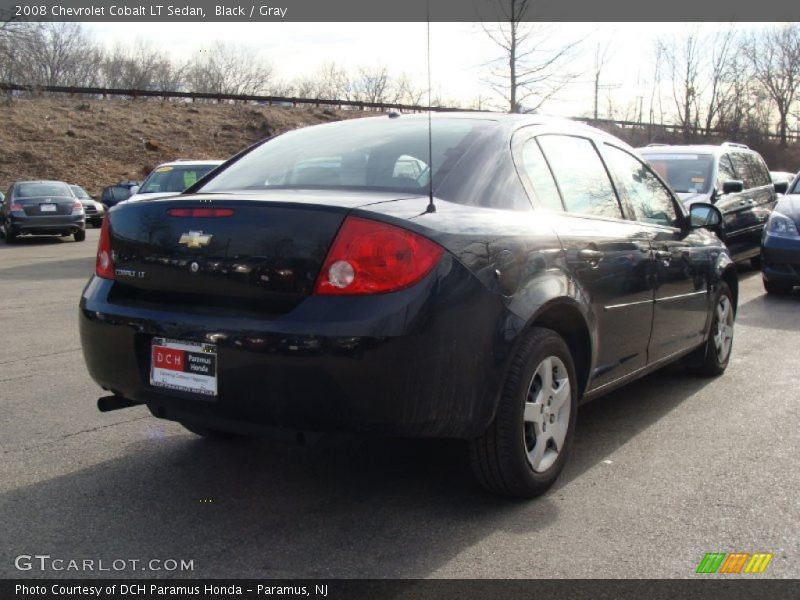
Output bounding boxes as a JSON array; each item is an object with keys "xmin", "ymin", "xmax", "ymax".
[
  {"xmin": 8, "ymin": 214, "xmax": 84, "ymax": 235},
  {"xmin": 79, "ymin": 259, "xmax": 511, "ymax": 438},
  {"xmin": 762, "ymin": 234, "xmax": 800, "ymax": 285}
]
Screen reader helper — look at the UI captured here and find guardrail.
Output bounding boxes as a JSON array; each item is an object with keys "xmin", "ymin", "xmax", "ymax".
[
  {"xmin": 0, "ymin": 82, "xmax": 477, "ymax": 113},
  {"xmin": 1, "ymin": 82, "xmax": 796, "ymax": 142}
]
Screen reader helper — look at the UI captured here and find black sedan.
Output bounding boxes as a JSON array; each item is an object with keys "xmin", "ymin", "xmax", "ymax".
[
  {"xmin": 762, "ymin": 174, "xmax": 800, "ymax": 294},
  {"xmin": 80, "ymin": 114, "xmax": 737, "ymax": 498},
  {"xmin": 1, "ymin": 180, "xmax": 86, "ymax": 242}
]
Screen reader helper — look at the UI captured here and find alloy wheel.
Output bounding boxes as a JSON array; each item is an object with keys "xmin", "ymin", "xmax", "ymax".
[
  {"xmin": 523, "ymin": 356, "xmax": 571, "ymax": 473},
  {"xmin": 713, "ymin": 295, "xmax": 734, "ymax": 363}
]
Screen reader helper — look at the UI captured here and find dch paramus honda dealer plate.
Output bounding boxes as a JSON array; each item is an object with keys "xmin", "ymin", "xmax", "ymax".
[{"xmin": 150, "ymin": 337, "xmax": 217, "ymax": 396}]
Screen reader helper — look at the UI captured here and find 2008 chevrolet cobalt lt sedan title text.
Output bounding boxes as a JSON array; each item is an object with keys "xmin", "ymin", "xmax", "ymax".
[{"xmin": 80, "ymin": 114, "xmax": 737, "ymax": 498}]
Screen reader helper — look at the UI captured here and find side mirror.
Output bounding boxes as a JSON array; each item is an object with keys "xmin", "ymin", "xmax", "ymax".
[
  {"xmin": 129, "ymin": 186, "xmax": 140, "ymax": 195},
  {"xmin": 774, "ymin": 181, "xmax": 789, "ymax": 195},
  {"xmin": 722, "ymin": 180, "xmax": 744, "ymax": 194},
  {"xmin": 689, "ymin": 202, "xmax": 725, "ymax": 238}
]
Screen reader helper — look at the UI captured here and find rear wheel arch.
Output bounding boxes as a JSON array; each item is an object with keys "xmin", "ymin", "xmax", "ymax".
[
  {"xmin": 525, "ymin": 300, "xmax": 593, "ymax": 399},
  {"xmin": 720, "ymin": 267, "xmax": 738, "ymax": 314}
]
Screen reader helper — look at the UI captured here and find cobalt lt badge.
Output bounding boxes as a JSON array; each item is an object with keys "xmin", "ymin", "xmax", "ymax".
[
  {"xmin": 179, "ymin": 231, "xmax": 213, "ymax": 248},
  {"xmin": 190, "ymin": 262, "xmax": 200, "ymax": 273}
]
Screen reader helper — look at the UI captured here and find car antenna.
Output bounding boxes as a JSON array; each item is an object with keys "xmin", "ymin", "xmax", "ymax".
[{"xmin": 424, "ymin": 5, "xmax": 436, "ymax": 214}]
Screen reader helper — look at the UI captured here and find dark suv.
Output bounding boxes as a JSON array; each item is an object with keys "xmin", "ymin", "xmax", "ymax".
[
  {"xmin": 80, "ymin": 114, "xmax": 737, "ymax": 498},
  {"xmin": 639, "ymin": 142, "xmax": 778, "ymax": 266}
]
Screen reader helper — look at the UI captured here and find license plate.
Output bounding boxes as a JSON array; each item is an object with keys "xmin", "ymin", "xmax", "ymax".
[
  {"xmin": 40, "ymin": 204, "xmax": 56, "ymax": 212},
  {"xmin": 150, "ymin": 338, "xmax": 217, "ymax": 396}
]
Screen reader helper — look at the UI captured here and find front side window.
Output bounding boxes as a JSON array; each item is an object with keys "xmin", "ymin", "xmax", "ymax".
[
  {"xmin": 730, "ymin": 153, "xmax": 755, "ymax": 189},
  {"xmin": 604, "ymin": 145, "xmax": 679, "ymax": 227},
  {"xmin": 717, "ymin": 154, "xmax": 736, "ymax": 190},
  {"xmin": 537, "ymin": 135, "xmax": 622, "ymax": 219}
]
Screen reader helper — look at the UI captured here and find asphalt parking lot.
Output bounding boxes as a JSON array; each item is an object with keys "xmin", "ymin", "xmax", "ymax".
[{"xmin": 1, "ymin": 228, "xmax": 797, "ymax": 579}]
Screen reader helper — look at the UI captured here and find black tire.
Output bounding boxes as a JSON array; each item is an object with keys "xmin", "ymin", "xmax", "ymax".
[
  {"xmin": 180, "ymin": 421, "xmax": 245, "ymax": 440},
  {"xmin": 470, "ymin": 327, "xmax": 578, "ymax": 498},
  {"xmin": 4, "ymin": 228, "xmax": 16, "ymax": 243},
  {"xmin": 686, "ymin": 282, "xmax": 735, "ymax": 376},
  {"xmin": 73, "ymin": 229, "xmax": 86, "ymax": 242},
  {"xmin": 763, "ymin": 278, "xmax": 792, "ymax": 295},
  {"xmin": 750, "ymin": 255, "xmax": 762, "ymax": 269}
]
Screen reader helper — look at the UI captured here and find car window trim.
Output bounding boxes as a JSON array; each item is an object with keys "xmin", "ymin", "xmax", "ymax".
[
  {"xmin": 535, "ymin": 133, "xmax": 626, "ymax": 220},
  {"xmin": 510, "ymin": 129, "xmax": 566, "ymax": 211}
]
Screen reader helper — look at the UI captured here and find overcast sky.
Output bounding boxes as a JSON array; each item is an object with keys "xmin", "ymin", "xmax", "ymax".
[{"xmin": 86, "ymin": 22, "xmax": 775, "ymax": 117}]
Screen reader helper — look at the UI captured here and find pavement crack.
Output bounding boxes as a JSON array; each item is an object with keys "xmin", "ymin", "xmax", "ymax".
[
  {"xmin": 1, "ymin": 415, "xmax": 150, "ymax": 455},
  {"xmin": 0, "ymin": 347, "xmax": 81, "ymax": 365}
]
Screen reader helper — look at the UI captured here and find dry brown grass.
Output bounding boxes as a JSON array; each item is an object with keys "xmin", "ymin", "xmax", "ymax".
[{"xmin": 0, "ymin": 97, "xmax": 369, "ymax": 196}]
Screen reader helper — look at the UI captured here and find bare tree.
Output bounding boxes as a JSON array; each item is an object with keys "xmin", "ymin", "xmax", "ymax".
[
  {"xmin": 293, "ymin": 61, "xmax": 351, "ymax": 99},
  {"xmin": 482, "ymin": 0, "xmax": 580, "ymax": 113},
  {"xmin": 186, "ymin": 42, "xmax": 274, "ymax": 96},
  {"xmin": 661, "ymin": 30, "xmax": 704, "ymax": 142},
  {"xmin": 14, "ymin": 23, "xmax": 101, "ymax": 88},
  {"xmin": 593, "ymin": 40, "xmax": 613, "ymax": 120},
  {"xmin": 744, "ymin": 24, "xmax": 800, "ymax": 146},
  {"xmin": 101, "ymin": 40, "xmax": 181, "ymax": 91},
  {"xmin": 351, "ymin": 65, "xmax": 390, "ymax": 104},
  {"xmin": 392, "ymin": 72, "xmax": 425, "ymax": 105},
  {"xmin": 701, "ymin": 27, "xmax": 737, "ymax": 135}
]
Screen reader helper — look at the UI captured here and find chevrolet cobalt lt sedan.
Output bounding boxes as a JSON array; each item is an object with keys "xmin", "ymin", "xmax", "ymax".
[{"xmin": 80, "ymin": 114, "xmax": 737, "ymax": 497}]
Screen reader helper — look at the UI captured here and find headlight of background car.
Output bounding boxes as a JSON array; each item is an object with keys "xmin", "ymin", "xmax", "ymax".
[{"xmin": 766, "ymin": 212, "xmax": 799, "ymax": 237}]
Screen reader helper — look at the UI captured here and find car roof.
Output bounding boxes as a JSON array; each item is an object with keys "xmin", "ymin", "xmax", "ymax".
[
  {"xmin": 280, "ymin": 111, "xmax": 634, "ymax": 150},
  {"xmin": 155, "ymin": 160, "xmax": 225, "ymax": 168},
  {"xmin": 14, "ymin": 180, "xmax": 71, "ymax": 185},
  {"xmin": 637, "ymin": 144, "xmax": 757, "ymax": 156}
]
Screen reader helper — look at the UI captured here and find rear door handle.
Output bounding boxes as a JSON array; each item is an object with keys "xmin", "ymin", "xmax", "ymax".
[
  {"xmin": 577, "ymin": 248, "xmax": 604, "ymax": 262},
  {"xmin": 655, "ymin": 250, "xmax": 672, "ymax": 263}
]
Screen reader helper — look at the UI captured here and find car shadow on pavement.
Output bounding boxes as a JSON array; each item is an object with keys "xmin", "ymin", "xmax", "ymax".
[
  {"xmin": 0, "ymin": 363, "xmax": 718, "ymax": 578},
  {"xmin": 0, "ymin": 235, "xmax": 75, "ymax": 249}
]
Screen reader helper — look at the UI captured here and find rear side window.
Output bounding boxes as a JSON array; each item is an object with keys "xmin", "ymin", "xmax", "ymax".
[
  {"xmin": 604, "ymin": 145, "xmax": 679, "ymax": 227},
  {"xmin": 537, "ymin": 135, "xmax": 622, "ymax": 219},
  {"xmin": 518, "ymin": 139, "xmax": 563, "ymax": 210}
]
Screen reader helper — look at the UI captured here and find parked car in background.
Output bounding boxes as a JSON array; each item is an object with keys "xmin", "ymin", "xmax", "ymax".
[
  {"xmin": 125, "ymin": 160, "xmax": 224, "ymax": 203},
  {"xmin": 100, "ymin": 181, "xmax": 140, "ymax": 209},
  {"xmin": 639, "ymin": 142, "xmax": 778, "ymax": 267},
  {"xmin": 70, "ymin": 184, "xmax": 105, "ymax": 227},
  {"xmin": 1, "ymin": 180, "xmax": 85, "ymax": 242},
  {"xmin": 81, "ymin": 114, "xmax": 737, "ymax": 498},
  {"xmin": 770, "ymin": 170, "xmax": 796, "ymax": 189},
  {"xmin": 761, "ymin": 172, "xmax": 800, "ymax": 294}
]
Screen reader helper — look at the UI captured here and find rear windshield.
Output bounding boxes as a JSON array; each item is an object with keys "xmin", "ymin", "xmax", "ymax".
[
  {"xmin": 641, "ymin": 153, "xmax": 714, "ymax": 194},
  {"xmin": 199, "ymin": 118, "xmax": 489, "ymax": 194},
  {"xmin": 139, "ymin": 165, "xmax": 219, "ymax": 194},
  {"xmin": 16, "ymin": 182, "xmax": 72, "ymax": 198}
]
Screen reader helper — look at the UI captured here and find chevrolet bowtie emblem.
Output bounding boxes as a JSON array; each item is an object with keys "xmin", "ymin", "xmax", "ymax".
[{"xmin": 179, "ymin": 231, "xmax": 213, "ymax": 248}]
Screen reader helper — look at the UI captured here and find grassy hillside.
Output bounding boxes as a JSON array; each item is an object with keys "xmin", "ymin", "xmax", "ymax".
[
  {"xmin": 0, "ymin": 97, "xmax": 367, "ymax": 196},
  {"xmin": 1, "ymin": 97, "xmax": 796, "ymax": 198}
]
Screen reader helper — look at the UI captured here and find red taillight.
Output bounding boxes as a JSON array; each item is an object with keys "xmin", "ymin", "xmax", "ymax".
[
  {"xmin": 167, "ymin": 208, "xmax": 234, "ymax": 217},
  {"xmin": 313, "ymin": 216, "xmax": 443, "ymax": 295},
  {"xmin": 10, "ymin": 202, "xmax": 24, "ymax": 212},
  {"xmin": 72, "ymin": 200, "xmax": 84, "ymax": 215},
  {"xmin": 96, "ymin": 217, "xmax": 114, "ymax": 279}
]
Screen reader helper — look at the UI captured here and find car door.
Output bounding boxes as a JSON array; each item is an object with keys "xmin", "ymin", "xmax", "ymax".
[
  {"xmin": 602, "ymin": 144, "xmax": 711, "ymax": 362},
  {"xmin": 522, "ymin": 133, "xmax": 656, "ymax": 390},
  {"xmin": 716, "ymin": 151, "xmax": 773, "ymax": 260}
]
